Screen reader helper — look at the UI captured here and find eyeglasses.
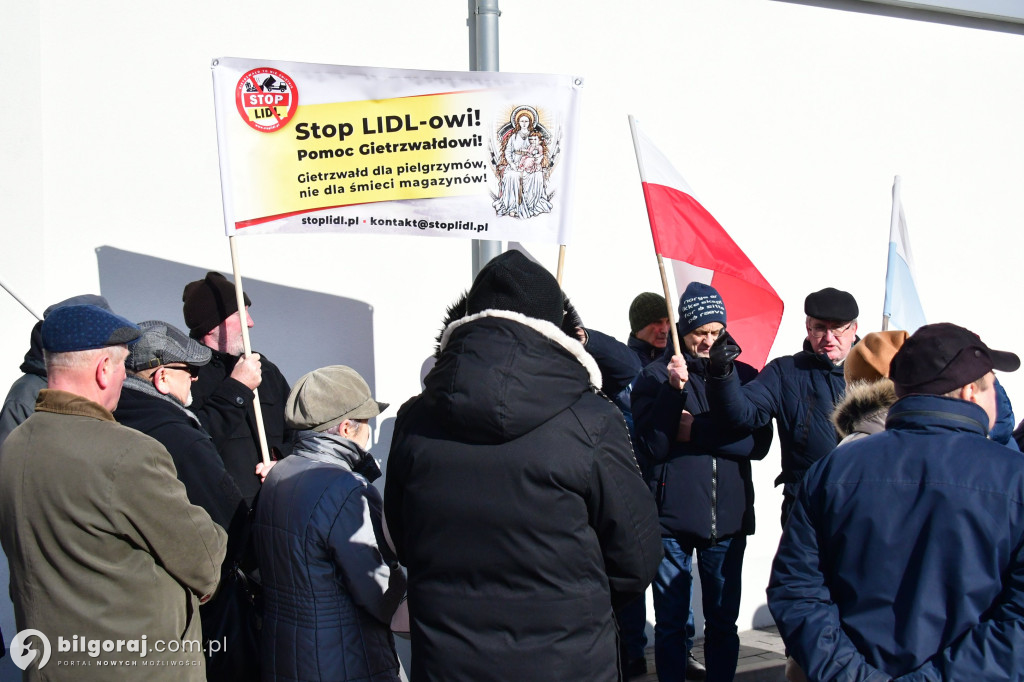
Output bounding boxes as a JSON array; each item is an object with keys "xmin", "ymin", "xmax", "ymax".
[
  {"xmin": 806, "ymin": 322, "xmax": 854, "ymax": 339},
  {"xmin": 163, "ymin": 364, "xmax": 201, "ymax": 378}
]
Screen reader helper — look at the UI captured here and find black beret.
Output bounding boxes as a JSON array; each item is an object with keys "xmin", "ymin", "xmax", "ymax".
[{"xmin": 804, "ymin": 287, "xmax": 858, "ymax": 322}]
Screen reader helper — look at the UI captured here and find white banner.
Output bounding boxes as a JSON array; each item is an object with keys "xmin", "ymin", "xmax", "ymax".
[{"xmin": 212, "ymin": 57, "xmax": 583, "ymax": 244}]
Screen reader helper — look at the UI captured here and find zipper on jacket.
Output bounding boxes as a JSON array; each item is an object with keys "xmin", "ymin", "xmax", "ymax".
[{"xmin": 710, "ymin": 456, "xmax": 718, "ymax": 542}]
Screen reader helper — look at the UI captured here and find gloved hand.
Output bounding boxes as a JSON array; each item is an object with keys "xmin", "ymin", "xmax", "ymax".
[{"xmin": 708, "ymin": 330, "xmax": 741, "ymax": 378}]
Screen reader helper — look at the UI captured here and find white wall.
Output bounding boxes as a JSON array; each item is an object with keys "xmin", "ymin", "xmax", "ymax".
[{"xmin": 2, "ymin": 0, "xmax": 1022, "ymax": 655}]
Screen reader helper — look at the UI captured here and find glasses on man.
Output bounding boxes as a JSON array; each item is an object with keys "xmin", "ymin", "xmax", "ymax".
[
  {"xmin": 164, "ymin": 364, "xmax": 202, "ymax": 378},
  {"xmin": 806, "ymin": 322, "xmax": 854, "ymax": 339}
]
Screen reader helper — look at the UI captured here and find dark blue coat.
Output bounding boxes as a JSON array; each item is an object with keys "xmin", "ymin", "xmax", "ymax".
[
  {"xmin": 255, "ymin": 433, "xmax": 405, "ymax": 682},
  {"xmin": 633, "ymin": 350, "xmax": 772, "ymax": 541},
  {"xmin": 706, "ymin": 340, "xmax": 845, "ymax": 494},
  {"xmin": 768, "ymin": 395, "xmax": 1024, "ymax": 680}
]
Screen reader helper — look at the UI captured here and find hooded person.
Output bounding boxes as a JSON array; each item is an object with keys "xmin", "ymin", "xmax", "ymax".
[
  {"xmin": 384, "ymin": 250, "xmax": 662, "ymax": 682},
  {"xmin": 830, "ymin": 330, "xmax": 908, "ymax": 445},
  {"xmin": 254, "ymin": 365, "xmax": 406, "ymax": 682}
]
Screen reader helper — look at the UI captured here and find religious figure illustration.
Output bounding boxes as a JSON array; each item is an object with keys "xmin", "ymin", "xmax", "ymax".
[{"xmin": 490, "ymin": 106, "xmax": 560, "ymax": 219}]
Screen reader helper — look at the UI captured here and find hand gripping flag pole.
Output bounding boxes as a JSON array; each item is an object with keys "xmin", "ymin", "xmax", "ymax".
[{"xmin": 229, "ymin": 236, "xmax": 272, "ymax": 467}]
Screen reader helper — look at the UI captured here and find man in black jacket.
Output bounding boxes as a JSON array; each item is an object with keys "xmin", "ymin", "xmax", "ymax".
[
  {"xmin": 182, "ymin": 271, "xmax": 293, "ymax": 505},
  {"xmin": 385, "ymin": 251, "xmax": 661, "ymax": 682},
  {"xmin": 633, "ymin": 283, "xmax": 772, "ymax": 682},
  {"xmin": 114, "ymin": 320, "xmax": 255, "ymax": 681}
]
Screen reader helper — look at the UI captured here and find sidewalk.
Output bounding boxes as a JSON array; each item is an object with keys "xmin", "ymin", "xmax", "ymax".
[{"xmin": 635, "ymin": 625, "xmax": 787, "ymax": 682}]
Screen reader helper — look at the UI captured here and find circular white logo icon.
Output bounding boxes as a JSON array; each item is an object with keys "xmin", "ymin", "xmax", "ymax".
[{"xmin": 10, "ymin": 629, "xmax": 51, "ymax": 671}]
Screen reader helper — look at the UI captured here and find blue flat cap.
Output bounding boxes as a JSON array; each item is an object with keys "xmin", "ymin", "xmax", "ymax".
[{"xmin": 42, "ymin": 305, "xmax": 141, "ymax": 352}]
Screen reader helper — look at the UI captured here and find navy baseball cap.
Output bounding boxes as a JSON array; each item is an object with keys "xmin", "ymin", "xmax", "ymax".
[{"xmin": 41, "ymin": 305, "xmax": 141, "ymax": 352}]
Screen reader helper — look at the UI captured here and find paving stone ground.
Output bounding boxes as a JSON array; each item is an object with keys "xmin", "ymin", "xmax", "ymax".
[{"xmin": 633, "ymin": 625, "xmax": 787, "ymax": 682}]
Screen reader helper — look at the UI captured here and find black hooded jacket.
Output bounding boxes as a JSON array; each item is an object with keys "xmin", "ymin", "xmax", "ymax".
[{"xmin": 385, "ymin": 309, "xmax": 662, "ymax": 682}]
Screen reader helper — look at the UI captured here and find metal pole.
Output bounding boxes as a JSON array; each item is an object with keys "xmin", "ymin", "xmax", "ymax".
[{"xmin": 468, "ymin": 0, "xmax": 503, "ymax": 279}]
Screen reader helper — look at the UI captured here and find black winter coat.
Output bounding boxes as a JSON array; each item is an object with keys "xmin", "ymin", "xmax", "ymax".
[
  {"xmin": 633, "ymin": 351, "xmax": 772, "ymax": 541},
  {"xmin": 114, "ymin": 379, "xmax": 254, "ymax": 681},
  {"xmin": 385, "ymin": 310, "xmax": 662, "ymax": 682},
  {"xmin": 190, "ymin": 349, "xmax": 293, "ymax": 505},
  {"xmin": 115, "ymin": 380, "xmax": 247, "ymax": 535}
]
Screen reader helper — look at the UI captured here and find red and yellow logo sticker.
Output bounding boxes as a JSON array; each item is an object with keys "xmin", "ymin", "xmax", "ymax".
[{"xmin": 235, "ymin": 68, "xmax": 298, "ymax": 132}]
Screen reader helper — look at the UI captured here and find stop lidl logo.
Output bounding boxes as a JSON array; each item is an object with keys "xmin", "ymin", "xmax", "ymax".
[{"xmin": 235, "ymin": 67, "xmax": 298, "ymax": 132}]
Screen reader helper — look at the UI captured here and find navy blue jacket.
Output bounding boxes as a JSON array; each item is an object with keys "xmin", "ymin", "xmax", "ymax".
[
  {"xmin": 768, "ymin": 395, "xmax": 1024, "ymax": 680},
  {"xmin": 707, "ymin": 339, "xmax": 845, "ymax": 493},
  {"xmin": 633, "ymin": 350, "xmax": 772, "ymax": 541},
  {"xmin": 256, "ymin": 432, "xmax": 405, "ymax": 682}
]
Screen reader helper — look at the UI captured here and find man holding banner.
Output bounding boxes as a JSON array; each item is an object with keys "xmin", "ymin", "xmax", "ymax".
[{"xmin": 183, "ymin": 272, "xmax": 293, "ymax": 505}]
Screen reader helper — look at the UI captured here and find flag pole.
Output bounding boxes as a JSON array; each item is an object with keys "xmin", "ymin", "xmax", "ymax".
[
  {"xmin": 0, "ymin": 277, "xmax": 42, "ymax": 321},
  {"xmin": 228, "ymin": 236, "xmax": 272, "ymax": 467},
  {"xmin": 882, "ymin": 175, "xmax": 901, "ymax": 332},
  {"xmin": 629, "ymin": 114, "xmax": 681, "ymax": 356},
  {"xmin": 556, "ymin": 244, "xmax": 566, "ymax": 285}
]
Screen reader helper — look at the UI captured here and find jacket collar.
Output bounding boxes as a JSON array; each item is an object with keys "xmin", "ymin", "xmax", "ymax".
[
  {"xmin": 293, "ymin": 430, "xmax": 382, "ymax": 483},
  {"xmin": 832, "ymin": 379, "xmax": 897, "ymax": 439},
  {"xmin": 440, "ymin": 309, "xmax": 602, "ymax": 387},
  {"xmin": 801, "ymin": 337, "xmax": 857, "ymax": 372},
  {"xmin": 121, "ymin": 375, "xmax": 202, "ymax": 425},
  {"xmin": 885, "ymin": 394, "xmax": 990, "ymax": 438},
  {"xmin": 35, "ymin": 389, "xmax": 115, "ymax": 422},
  {"xmin": 627, "ymin": 334, "xmax": 660, "ymax": 363}
]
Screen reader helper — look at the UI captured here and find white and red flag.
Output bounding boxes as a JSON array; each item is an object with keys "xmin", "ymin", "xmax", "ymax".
[{"xmin": 629, "ymin": 117, "xmax": 783, "ymax": 370}]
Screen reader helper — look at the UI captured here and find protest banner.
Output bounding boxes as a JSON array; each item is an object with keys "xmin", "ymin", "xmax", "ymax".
[{"xmin": 212, "ymin": 58, "xmax": 583, "ymax": 245}]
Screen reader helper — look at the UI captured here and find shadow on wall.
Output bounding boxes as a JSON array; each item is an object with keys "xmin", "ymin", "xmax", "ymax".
[{"xmin": 95, "ymin": 246, "xmax": 392, "ymax": 456}]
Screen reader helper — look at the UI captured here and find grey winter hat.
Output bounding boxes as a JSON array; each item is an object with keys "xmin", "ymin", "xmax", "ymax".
[
  {"xmin": 127, "ymin": 320, "xmax": 213, "ymax": 371},
  {"xmin": 285, "ymin": 365, "xmax": 389, "ymax": 433}
]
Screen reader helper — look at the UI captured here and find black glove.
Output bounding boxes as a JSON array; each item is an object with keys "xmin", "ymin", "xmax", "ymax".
[{"xmin": 708, "ymin": 330, "xmax": 741, "ymax": 378}]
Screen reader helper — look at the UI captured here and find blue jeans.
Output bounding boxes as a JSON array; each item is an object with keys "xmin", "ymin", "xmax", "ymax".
[{"xmin": 653, "ymin": 535, "xmax": 746, "ymax": 682}]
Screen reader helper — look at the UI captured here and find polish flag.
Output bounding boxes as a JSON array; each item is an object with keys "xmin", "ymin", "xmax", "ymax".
[{"xmin": 629, "ymin": 117, "xmax": 783, "ymax": 370}]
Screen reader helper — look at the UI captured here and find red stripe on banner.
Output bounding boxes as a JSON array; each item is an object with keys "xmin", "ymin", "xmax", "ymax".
[
  {"xmin": 233, "ymin": 200, "xmax": 386, "ymax": 230},
  {"xmin": 642, "ymin": 181, "xmax": 783, "ymax": 370}
]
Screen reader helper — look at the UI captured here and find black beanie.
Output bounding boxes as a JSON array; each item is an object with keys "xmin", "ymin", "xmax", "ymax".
[
  {"xmin": 465, "ymin": 251, "xmax": 564, "ymax": 326},
  {"xmin": 182, "ymin": 272, "xmax": 251, "ymax": 339},
  {"xmin": 629, "ymin": 292, "xmax": 667, "ymax": 335}
]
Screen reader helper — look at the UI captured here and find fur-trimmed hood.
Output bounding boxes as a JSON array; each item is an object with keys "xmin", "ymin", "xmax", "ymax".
[
  {"xmin": 421, "ymin": 305, "xmax": 602, "ymax": 444},
  {"xmin": 832, "ymin": 379, "xmax": 898, "ymax": 439}
]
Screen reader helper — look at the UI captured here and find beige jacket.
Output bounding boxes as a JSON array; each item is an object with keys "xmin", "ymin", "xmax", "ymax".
[{"xmin": 0, "ymin": 389, "xmax": 227, "ymax": 680}]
